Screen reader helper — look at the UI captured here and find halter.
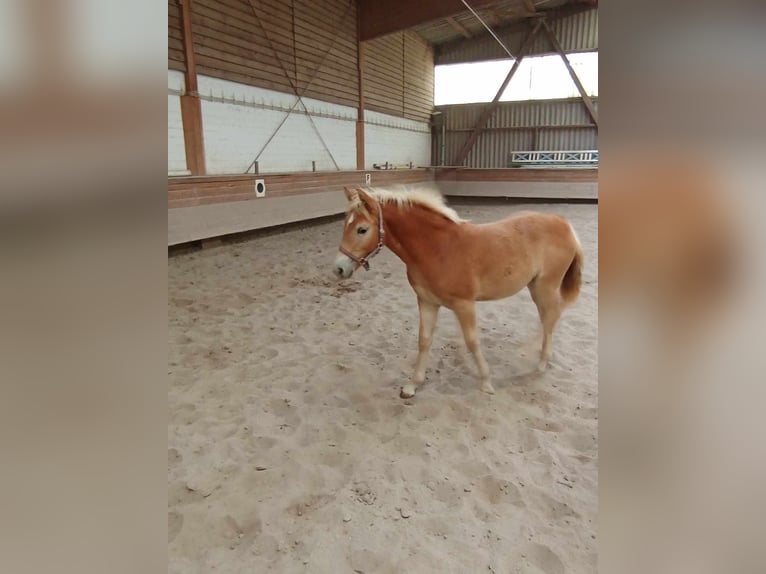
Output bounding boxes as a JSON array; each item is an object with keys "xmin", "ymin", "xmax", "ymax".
[{"xmin": 339, "ymin": 200, "xmax": 385, "ymax": 271}]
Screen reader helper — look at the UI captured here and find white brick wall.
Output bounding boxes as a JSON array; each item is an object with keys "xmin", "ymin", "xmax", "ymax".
[
  {"xmin": 365, "ymin": 111, "xmax": 431, "ymax": 169},
  {"xmin": 198, "ymin": 76, "xmax": 357, "ymax": 174},
  {"xmin": 168, "ymin": 70, "xmax": 188, "ymax": 175}
]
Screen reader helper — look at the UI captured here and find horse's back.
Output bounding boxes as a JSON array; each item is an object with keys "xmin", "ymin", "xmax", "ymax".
[
  {"xmin": 484, "ymin": 210, "xmax": 579, "ymax": 276},
  {"xmin": 502, "ymin": 210, "xmax": 570, "ymax": 227},
  {"xmin": 476, "ymin": 210, "xmax": 575, "ymax": 246},
  {"xmin": 449, "ymin": 211, "xmax": 575, "ymax": 301}
]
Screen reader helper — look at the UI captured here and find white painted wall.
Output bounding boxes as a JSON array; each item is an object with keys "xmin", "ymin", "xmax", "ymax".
[
  {"xmin": 167, "ymin": 72, "xmax": 433, "ymax": 176},
  {"xmin": 168, "ymin": 70, "xmax": 188, "ymax": 175},
  {"xmin": 197, "ymin": 76, "xmax": 357, "ymax": 174},
  {"xmin": 364, "ymin": 111, "xmax": 431, "ymax": 170}
]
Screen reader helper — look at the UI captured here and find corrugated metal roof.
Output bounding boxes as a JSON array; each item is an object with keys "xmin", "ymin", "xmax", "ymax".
[
  {"xmin": 434, "ymin": 7, "xmax": 598, "ymax": 64},
  {"xmin": 413, "ymin": 0, "xmax": 592, "ymax": 48},
  {"xmin": 413, "ymin": 0, "xmax": 541, "ymax": 45}
]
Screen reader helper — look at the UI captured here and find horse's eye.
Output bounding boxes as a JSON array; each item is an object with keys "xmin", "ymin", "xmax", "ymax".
[{"xmin": 357, "ymin": 227, "xmax": 368, "ymax": 235}]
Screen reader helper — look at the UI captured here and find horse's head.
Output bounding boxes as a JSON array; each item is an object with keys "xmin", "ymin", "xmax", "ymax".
[{"xmin": 333, "ymin": 187, "xmax": 384, "ymax": 279}]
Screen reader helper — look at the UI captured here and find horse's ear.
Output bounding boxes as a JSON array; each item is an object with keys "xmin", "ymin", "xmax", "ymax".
[
  {"xmin": 343, "ymin": 187, "xmax": 358, "ymax": 202},
  {"xmin": 357, "ymin": 189, "xmax": 376, "ymax": 213}
]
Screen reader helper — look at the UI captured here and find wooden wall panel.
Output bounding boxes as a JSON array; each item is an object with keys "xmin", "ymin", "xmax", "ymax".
[
  {"xmin": 168, "ymin": 0, "xmax": 186, "ymax": 72},
  {"xmin": 168, "ymin": 1, "xmax": 435, "ymax": 117},
  {"xmin": 363, "ymin": 34, "xmax": 404, "ymax": 117},
  {"xmin": 168, "ymin": 0, "xmax": 437, "ymax": 220},
  {"xmin": 182, "ymin": 0, "xmax": 358, "ymax": 108},
  {"xmin": 169, "ymin": 190, "xmax": 350, "ymax": 245},
  {"xmin": 191, "ymin": 0, "xmax": 296, "ymax": 95},
  {"xmin": 293, "ymin": 1, "xmax": 358, "ymax": 107},
  {"xmin": 434, "ymin": 168, "xmax": 597, "ymax": 201},
  {"xmin": 168, "ymin": 169, "xmax": 435, "ymax": 209},
  {"xmin": 363, "ymin": 31, "xmax": 434, "ymax": 121},
  {"xmin": 403, "ymin": 33, "xmax": 434, "ymax": 120},
  {"xmin": 435, "ymin": 168, "xmax": 598, "ymax": 183},
  {"xmin": 169, "ymin": 169, "xmax": 596, "ymax": 210}
]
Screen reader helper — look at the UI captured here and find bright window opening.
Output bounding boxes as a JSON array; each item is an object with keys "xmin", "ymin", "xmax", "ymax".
[{"xmin": 434, "ymin": 52, "xmax": 598, "ymax": 105}]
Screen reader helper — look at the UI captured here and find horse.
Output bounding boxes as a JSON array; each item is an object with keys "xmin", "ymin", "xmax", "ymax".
[{"xmin": 333, "ymin": 185, "xmax": 583, "ymax": 399}]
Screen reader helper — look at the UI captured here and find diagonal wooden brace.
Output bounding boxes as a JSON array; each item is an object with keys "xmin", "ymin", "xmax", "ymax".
[{"xmin": 452, "ymin": 21, "xmax": 542, "ymax": 166}]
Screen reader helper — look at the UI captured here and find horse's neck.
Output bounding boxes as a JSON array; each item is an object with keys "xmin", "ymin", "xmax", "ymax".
[{"xmin": 382, "ymin": 204, "xmax": 455, "ymax": 268}]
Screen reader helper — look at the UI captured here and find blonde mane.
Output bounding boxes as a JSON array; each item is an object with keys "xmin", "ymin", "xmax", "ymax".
[{"xmin": 350, "ymin": 185, "xmax": 465, "ymax": 223}]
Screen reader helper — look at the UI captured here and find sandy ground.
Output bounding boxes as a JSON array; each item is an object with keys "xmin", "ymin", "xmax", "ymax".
[{"xmin": 168, "ymin": 201, "xmax": 598, "ymax": 574}]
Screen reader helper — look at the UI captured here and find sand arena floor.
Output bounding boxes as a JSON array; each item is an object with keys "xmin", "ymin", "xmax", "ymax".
[{"xmin": 169, "ymin": 201, "xmax": 598, "ymax": 574}]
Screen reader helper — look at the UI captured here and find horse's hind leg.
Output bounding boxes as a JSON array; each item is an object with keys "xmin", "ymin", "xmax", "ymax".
[
  {"xmin": 528, "ymin": 279, "xmax": 563, "ymax": 371},
  {"xmin": 400, "ymin": 299, "xmax": 439, "ymax": 399},
  {"xmin": 453, "ymin": 301, "xmax": 494, "ymax": 394}
]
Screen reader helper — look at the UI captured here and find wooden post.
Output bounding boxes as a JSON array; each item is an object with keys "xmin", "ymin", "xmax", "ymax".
[
  {"xmin": 452, "ymin": 21, "xmax": 541, "ymax": 166},
  {"xmin": 542, "ymin": 19, "xmax": 599, "ymax": 128},
  {"xmin": 356, "ymin": 26, "xmax": 366, "ymax": 171},
  {"xmin": 179, "ymin": 0, "xmax": 206, "ymax": 175}
]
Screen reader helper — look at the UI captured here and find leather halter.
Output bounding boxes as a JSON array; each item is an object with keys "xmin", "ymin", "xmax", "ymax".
[{"xmin": 339, "ymin": 201, "xmax": 385, "ymax": 271}]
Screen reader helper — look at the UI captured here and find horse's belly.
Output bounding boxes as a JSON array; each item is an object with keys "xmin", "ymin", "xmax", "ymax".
[
  {"xmin": 411, "ymin": 283, "xmax": 448, "ymax": 306},
  {"xmin": 476, "ymin": 274, "xmax": 531, "ymax": 301},
  {"xmin": 409, "ymin": 269, "xmax": 529, "ymax": 305}
]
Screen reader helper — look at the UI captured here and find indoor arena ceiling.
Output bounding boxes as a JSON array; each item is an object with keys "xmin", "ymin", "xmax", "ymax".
[
  {"xmin": 415, "ymin": 0, "xmax": 595, "ymax": 45},
  {"xmin": 358, "ymin": 0, "xmax": 597, "ymax": 44}
]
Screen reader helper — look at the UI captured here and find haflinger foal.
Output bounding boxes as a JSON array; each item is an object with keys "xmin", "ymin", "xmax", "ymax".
[{"xmin": 333, "ymin": 186, "xmax": 583, "ymax": 399}]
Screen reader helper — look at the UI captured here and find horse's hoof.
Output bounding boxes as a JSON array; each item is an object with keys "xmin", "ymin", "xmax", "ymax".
[
  {"xmin": 481, "ymin": 382, "xmax": 495, "ymax": 395},
  {"xmin": 537, "ymin": 360, "xmax": 548, "ymax": 373},
  {"xmin": 400, "ymin": 384, "xmax": 416, "ymax": 399}
]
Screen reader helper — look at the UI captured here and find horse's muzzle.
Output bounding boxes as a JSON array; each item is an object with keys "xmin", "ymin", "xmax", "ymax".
[{"xmin": 333, "ymin": 254, "xmax": 355, "ymax": 279}]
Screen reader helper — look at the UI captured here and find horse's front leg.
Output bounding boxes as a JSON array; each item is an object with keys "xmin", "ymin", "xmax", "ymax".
[
  {"xmin": 400, "ymin": 299, "xmax": 439, "ymax": 399},
  {"xmin": 453, "ymin": 300, "xmax": 494, "ymax": 394}
]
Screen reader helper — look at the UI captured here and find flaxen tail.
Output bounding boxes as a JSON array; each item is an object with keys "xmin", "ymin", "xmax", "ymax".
[{"xmin": 560, "ymin": 243, "xmax": 584, "ymax": 306}]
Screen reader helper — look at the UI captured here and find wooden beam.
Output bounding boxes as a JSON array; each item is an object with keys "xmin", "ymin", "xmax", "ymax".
[
  {"xmin": 452, "ymin": 21, "xmax": 542, "ymax": 166},
  {"xmin": 542, "ymin": 19, "xmax": 599, "ymax": 128},
  {"xmin": 445, "ymin": 16, "xmax": 472, "ymax": 39},
  {"xmin": 358, "ymin": 0, "xmax": 497, "ymax": 41},
  {"xmin": 522, "ymin": 0, "xmax": 537, "ymax": 14},
  {"xmin": 180, "ymin": 96, "xmax": 206, "ymax": 176},
  {"xmin": 178, "ymin": 0, "xmax": 197, "ymax": 94},
  {"xmin": 178, "ymin": 0, "xmax": 206, "ymax": 175}
]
